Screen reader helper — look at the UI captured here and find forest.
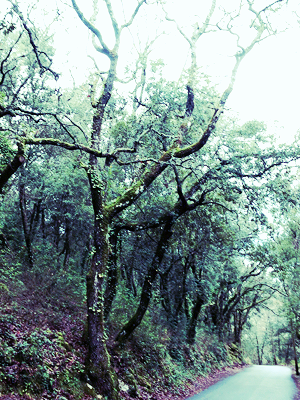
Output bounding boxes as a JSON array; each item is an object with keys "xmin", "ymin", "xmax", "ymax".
[{"xmin": 1, "ymin": 0, "xmax": 300, "ymax": 399}]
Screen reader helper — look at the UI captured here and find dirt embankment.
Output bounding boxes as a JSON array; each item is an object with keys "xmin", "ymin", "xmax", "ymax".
[
  {"xmin": 120, "ymin": 364, "xmax": 246, "ymax": 400},
  {"xmin": 292, "ymin": 373, "xmax": 300, "ymax": 400},
  {"xmin": 163, "ymin": 364, "xmax": 299, "ymax": 400}
]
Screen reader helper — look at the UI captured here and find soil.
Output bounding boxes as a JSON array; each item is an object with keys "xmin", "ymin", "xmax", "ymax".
[{"xmin": 292, "ymin": 372, "xmax": 300, "ymax": 400}]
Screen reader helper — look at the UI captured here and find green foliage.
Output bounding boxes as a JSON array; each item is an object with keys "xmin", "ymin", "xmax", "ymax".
[
  {"xmin": 0, "ymin": 91, "xmax": 6, "ymax": 106},
  {"xmin": 0, "ymin": 20, "xmax": 16, "ymax": 35},
  {"xmin": 0, "ymin": 131, "xmax": 14, "ymax": 170},
  {"xmin": 0, "ymin": 312, "xmax": 88, "ymax": 399},
  {"xmin": 0, "ymin": 246, "xmax": 23, "ymax": 296},
  {"xmin": 1, "ymin": 1, "xmax": 299, "ymax": 397}
]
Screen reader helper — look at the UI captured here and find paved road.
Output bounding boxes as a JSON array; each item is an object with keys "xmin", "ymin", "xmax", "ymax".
[{"xmin": 187, "ymin": 366, "xmax": 296, "ymax": 400}]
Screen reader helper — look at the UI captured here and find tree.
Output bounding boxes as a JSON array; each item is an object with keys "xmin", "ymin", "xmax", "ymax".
[
  {"xmin": 2, "ymin": 0, "xmax": 295, "ymax": 398},
  {"xmin": 0, "ymin": 0, "xmax": 61, "ymax": 192},
  {"xmin": 269, "ymin": 208, "xmax": 300, "ymax": 374}
]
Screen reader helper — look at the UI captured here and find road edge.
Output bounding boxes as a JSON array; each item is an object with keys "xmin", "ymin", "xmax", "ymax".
[{"xmin": 292, "ymin": 372, "xmax": 300, "ymax": 400}]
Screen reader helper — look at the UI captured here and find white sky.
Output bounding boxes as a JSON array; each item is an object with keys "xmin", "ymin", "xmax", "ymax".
[
  {"xmin": 226, "ymin": 27, "xmax": 300, "ymax": 144},
  {"xmin": 5, "ymin": 0, "xmax": 300, "ymax": 144}
]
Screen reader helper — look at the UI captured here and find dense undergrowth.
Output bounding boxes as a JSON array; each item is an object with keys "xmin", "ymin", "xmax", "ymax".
[{"xmin": 0, "ymin": 268, "xmax": 243, "ymax": 400}]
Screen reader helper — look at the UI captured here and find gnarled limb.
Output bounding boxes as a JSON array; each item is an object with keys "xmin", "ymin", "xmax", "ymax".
[
  {"xmin": 115, "ymin": 216, "xmax": 174, "ymax": 343},
  {"xmin": 71, "ymin": 0, "xmax": 111, "ymax": 57},
  {"xmin": 25, "ymin": 137, "xmax": 109, "ymax": 157},
  {"xmin": 0, "ymin": 143, "xmax": 25, "ymax": 193},
  {"xmin": 9, "ymin": 1, "xmax": 59, "ymax": 79}
]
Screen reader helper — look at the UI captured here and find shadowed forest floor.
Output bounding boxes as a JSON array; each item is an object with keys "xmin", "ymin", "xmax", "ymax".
[
  {"xmin": 129, "ymin": 364, "xmax": 246, "ymax": 400},
  {"xmin": 292, "ymin": 373, "xmax": 300, "ymax": 400},
  {"xmin": 0, "ymin": 276, "xmax": 260, "ymax": 400}
]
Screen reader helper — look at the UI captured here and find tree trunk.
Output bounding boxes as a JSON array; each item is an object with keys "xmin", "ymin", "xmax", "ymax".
[
  {"xmin": 29, "ymin": 198, "xmax": 42, "ymax": 238},
  {"xmin": 186, "ymin": 294, "xmax": 205, "ymax": 344},
  {"xmin": 53, "ymin": 215, "xmax": 60, "ymax": 249},
  {"xmin": 0, "ymin": 144, "xmax": 25, "ymax": 193},
  {"xmin": 233, "ymin": 310, "xmax": 243, "ymax": 345},
  {"xmin": 256, "ymin": 335, "xmax": 262, "ymax": 365},
  {"xmin": 104, "ymin": 230, "xmax": 119, "ymax": 319},
  {"xmin": 285, "ymin": 342, "xmax": 290, "ymax": 365},
  {"xmin": 62, "ymin": 218, "xmax": 71, "ymax": 268},
  {"xmin": 292, "ymin": 333, "xmax": 299, "ymax": 375},
  {"xmin": 123, "ymin": 235, "xmax": 139, "ymax": 297},
  {"xmin": 41, "ymin": 208, "xmax": 46, "ymax": 240},
  {"xmin": 85, "ymin": 157, "xmax": 119, "ymax": 399},
  {"xmin": 115, "ymin": 217, "xmax": 174, "ymax": 343},
  {"xmin": 19, "ymin": 182, "xmax": 34, "ymax": 268},
  {"xmin": 270, "ymin": 325, "xmax": 277, "ymax": 365}
]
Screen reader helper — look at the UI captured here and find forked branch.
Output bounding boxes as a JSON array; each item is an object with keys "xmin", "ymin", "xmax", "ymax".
[
  {"xmin": 121, "ymin": 0, "xmax": 147, "ymax": 30},
  {"xmin": 71, "ymin": 0, "xmax": 111, "ymax": 57},
  {"xmin": 9, "ymin": 1, "xmax": 59, "ymax": 80}
]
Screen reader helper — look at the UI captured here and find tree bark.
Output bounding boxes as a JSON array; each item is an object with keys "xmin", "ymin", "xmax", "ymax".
[
  {"xmin": 85, "ymin": 155, "xmax": 119, "ymax": 399},
  {"xmin": 186, "ymin": 293, "xmax": 205, "ymax": 344},
  {"xmin": 115, "ymin": 217, "xmax": 174, "ymax": 343},
  {"xmin": 104, "ymin": 229, "xmax": 119, "ymax": 319},
  {"xmin": 293, "ymin": 337, "xmax": 299, "ymax": 375},
  {"xmin": 0, "ymin": 146, "xmax": 25, "ymax": 192},
  {"xmin": 291, "ymin": 320, "xmax": 299, "ymax": 375},
  {"xmin": 233, "ymin": 310, "xmax": 243, "ymax": 345},
  {"xmin": 256, "ymin": 336, "xmax": 261, "ymax": 365},
  {"xmin": 19, "ymin": 182, "xmax": 34, "ymax": 269}
]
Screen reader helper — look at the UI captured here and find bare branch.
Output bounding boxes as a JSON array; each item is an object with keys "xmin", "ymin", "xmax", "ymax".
[
  {"xmin": 121, "ymin": 0, "xmax": 147, "ymax": 30},
  {"xmin": 87, "ymin": 55, "xmax": 108, "ymax": 76},
  {"xmin": 103, "ymin": 0, "xmax": 119, "ymax": 37},
  {"xmin": 13, "ymin": 108, "xmax": 86, "ymax": 142},
  {"xmin": 172, "ymin": 164, "xmax": 188, "ymax": 208},
  {"xmin": 161, "ymin": 3, "xmax": 190, "ymax": 44},
  {"xmin": 196, "ymin": 200, "xmax": 234, "ymax": 214},
  {"xmin": 0, "ymin": 106, "xmax": 15, "ymax": 118},
  {"xmin": 0, "ymin": 33, "xmax": 22, "ymax": 86},
  {"xmin": 131, "ymin": 36, "xmax": 162, "ymax": 109},
  {"xmin": 192, "ymin": 0, "xmax": 216, "ymax": 41},
  {"xmin": 9, "ymin": 1, "xmax": 59, "ymax": 80},
  {"xmin": 173, "ymin": 7, "xmax": 269, "ymax": 160},
  {"xmin": 64, "ymin": 115, "xmax": 89, "ymax": 142},
  {"xmin": 173, "ymin": 107, "xmax": 220, "ymax": 158},
  {"xmin": 71, "ymin": 0, "xmax": 111, "ymax": 57},
  {"xmin": 10, "ymin": 73, "xmax": 33, "ymax": 106},
  {"xmin": 162, "ymin": 0, "xmax": 216, "ymax": 46},
  {"xmin": 250, "ymin": 0, "xmax": 285, "ymax": 28}
]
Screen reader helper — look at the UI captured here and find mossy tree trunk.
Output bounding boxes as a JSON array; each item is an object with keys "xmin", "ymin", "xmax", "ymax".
[
  {"xmin": 0, "ymin": 143, "xmax": 25, "ymax": 193},
  {"xmin": 116, "ymin": 217, "xmax": 174, "ymax": 343},
  {"xmin": 19, "ymin": 181, "xmax": 34, "ymax": 269},
  {"xmin": 85, "ymin": 154, "xmax": 119, "ymax": 399}
]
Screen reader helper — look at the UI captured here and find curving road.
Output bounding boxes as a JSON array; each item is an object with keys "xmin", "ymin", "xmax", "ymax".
[{"xmin": 187, "ymin": 365, "xmax": 296, "ymax": 400}]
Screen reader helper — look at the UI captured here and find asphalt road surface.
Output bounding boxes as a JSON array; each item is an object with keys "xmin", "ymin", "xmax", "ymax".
[{"xmin": 187, "ymin": 365, "xmax": 296, "ymax": 400}]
